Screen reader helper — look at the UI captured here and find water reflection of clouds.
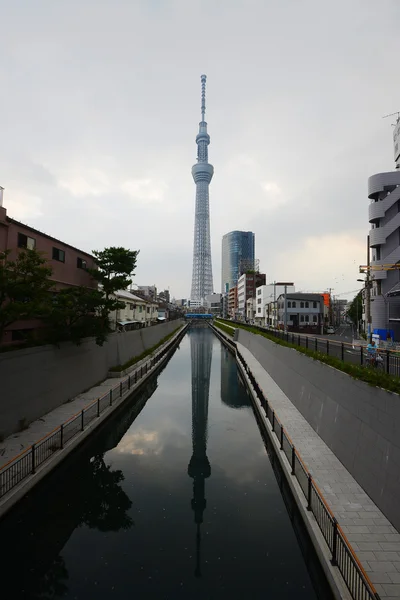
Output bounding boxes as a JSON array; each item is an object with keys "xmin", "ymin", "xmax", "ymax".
[{"xmin": 114, "ymin": 420, "xmax": 189, "ymax": 457}]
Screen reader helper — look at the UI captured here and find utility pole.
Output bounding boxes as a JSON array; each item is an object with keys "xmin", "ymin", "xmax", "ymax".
[
  {"xmin": 284, "ymin": 284, "xmax": 288, "ymax": 332},
  {"xmin": 273, "ymin": 281, "xmax": 276, "ymax": 329},
  {"xmin": 366, "ymin": 234, "xmax": 372, "ymax": 343}
]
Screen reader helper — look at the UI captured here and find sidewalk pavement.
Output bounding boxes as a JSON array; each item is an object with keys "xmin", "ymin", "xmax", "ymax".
[
  {"xmin": 237, "ymin": 342, "xmax": 400, "ymax": 600},
  {"xmin": 0, "ymin": 376, "xmax": 122, "ymax": 469}
]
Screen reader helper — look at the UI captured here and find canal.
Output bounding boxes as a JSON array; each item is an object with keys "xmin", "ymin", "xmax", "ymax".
[{"xmin": 0, "ymin": 327, "xmax": 334, "ymax": 599}]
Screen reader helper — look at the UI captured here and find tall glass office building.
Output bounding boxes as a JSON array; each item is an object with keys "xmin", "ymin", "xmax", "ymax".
[{"xmin": 221, "ymin": 231, "xmax": 255, "ymax": 293}]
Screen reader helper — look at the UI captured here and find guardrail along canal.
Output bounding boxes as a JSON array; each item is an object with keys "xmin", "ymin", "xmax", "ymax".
[{"xmin": 0, "ymin": 327, "xmax": 333, "ymax": 599}]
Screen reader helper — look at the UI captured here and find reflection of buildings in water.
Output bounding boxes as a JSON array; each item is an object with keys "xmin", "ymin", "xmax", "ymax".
[
  {"xmin": 187, "ymin": 328, "xmax": 212, "ymax": 577},
  {"xmin": 220, "ymin": 345, "xmax": 251, "ymax": 409}
]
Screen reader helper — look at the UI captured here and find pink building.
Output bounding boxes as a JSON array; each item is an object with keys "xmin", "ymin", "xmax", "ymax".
[{"xmin": 0, "ymin": 200, "xmax": 96, "ymax": 344}]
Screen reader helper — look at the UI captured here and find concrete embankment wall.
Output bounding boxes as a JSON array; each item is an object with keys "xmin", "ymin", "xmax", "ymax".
[
  {"xmin": 0, "ymin": 320, "xmax": 183, "ymax": 439},
  {"xmin": 236, "ymin": 328, "xmax": 400, "ymax": 531}
]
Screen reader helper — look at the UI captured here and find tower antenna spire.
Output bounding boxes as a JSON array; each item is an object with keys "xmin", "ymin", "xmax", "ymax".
[{"xmin": 201, "ymin": 74, "xmax": 206, "ymax": 122}]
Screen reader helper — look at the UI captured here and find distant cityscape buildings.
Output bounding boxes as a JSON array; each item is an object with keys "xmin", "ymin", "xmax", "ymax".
[
  {"xmin": 190, "ymin": 75, "xmax": 214, "ymax": 305},
  {"xmin": 221, "ymin": 231, "xmax": 255, "ymax": 293}
]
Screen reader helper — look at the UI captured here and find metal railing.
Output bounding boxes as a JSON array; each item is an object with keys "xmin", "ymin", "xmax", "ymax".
[
  {"xmin": 0, "ymin": 326, "xmax": 187, "ymax": 501},
  {"xmin": 225, "ymin": 320, "xmax": 400, "ymax": 378},
  {"xmin": 236, "ymin": 348, "xmax": 381, "ymax": 600}
]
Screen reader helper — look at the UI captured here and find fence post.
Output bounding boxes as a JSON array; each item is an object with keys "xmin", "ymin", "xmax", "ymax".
[
  {"xmin": 32, "ymin": 444, "xmax": 36, "ymax": 474},
  {"xmin": 135, "ymin": 370, "xmax": 137, "ymax": 383},
  {"xmin": 97, "ymin": 398, "xmax": 100, "ymax": 417},
  {"xmin": 315, "ymin": 337, "xmax": 317, "ymax": 352},
  {"xmin": 280, "ymin": 424, "xmax": 284, "ymax": 449},
  {"xmin": 128, "ymin": 375, "xmax": 131, "ymax": 390},
  {"xmin": 60, "ymin": 424, "xmax": 64, "ymax": 449},
  {"xmin": 307, "ymin": 474, "xmax": 313, "ymax": 511},
  {"xmin": 327, "ymin": 340, "xmax": 329, "ymax": 356},
  {"xmin": 360, "ymin": 345, "xmax": 363, "ymax": 366},
  {"xmin": 291, "ymin": 446, "xmax": 296, "ymax": 475},
  {"xmin": 120, "ymin": 382, "xmax": 123, "ymax": 397},
  {"xmin": 109, "ymin": 389, "xmax": 113, "ymax": 406},
  {"xmin": 272, "ymin": 411, "xmax": 275, "ymax": 432},
  {"xmin": 386, "ymin": 350, "xmax": 390, "ymax": 374},
  {"xmin": 341, "ymin": 343, "xmax": 344, "ymax": 361},
  {"xmin": 331, "ymin": 518, "xmax": 338, "ymax": 565},
  {"xmin": 81, "ymin": 409, "xmax": 84, "ymax": 431},
  {"xmin": 306, "ymin": 336, "xmax": 309, "ymax": 349},
  {"xmin": 298, "ymin": 334, "xmax": 300, "ymax": 346}
]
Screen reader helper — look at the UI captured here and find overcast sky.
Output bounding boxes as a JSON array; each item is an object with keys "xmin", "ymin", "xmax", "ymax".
[{"xmin": 1, "ymin": 0, "xmax": 399, "ymax": 300}]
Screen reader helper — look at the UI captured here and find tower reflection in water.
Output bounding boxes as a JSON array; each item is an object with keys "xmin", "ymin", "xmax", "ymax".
[{"xmin": 188, "ymin": 327, "xmax": 213, "ymax": 577}]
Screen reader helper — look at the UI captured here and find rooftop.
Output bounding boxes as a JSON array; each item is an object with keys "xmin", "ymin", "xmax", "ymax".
[{"xmin": 6, "ymin": 215, "xmax": 94, "ymax": 259}]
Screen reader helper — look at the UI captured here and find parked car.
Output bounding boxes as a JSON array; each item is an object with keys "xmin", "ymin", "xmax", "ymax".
[{"xmin": 326, "ymin": 327, "xmax": 335, "ymax": 334}]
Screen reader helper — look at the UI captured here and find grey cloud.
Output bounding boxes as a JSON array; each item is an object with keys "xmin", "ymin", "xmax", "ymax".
[{"xmin": 0, "ymin": 0, "xmax": 398, "ymax": 297}]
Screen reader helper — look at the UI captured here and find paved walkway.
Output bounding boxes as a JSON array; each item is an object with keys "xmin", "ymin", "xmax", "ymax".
[
  {"xmin": 0, "ymin": 376, "xmax": 122, "ymax": 469},
  {"xmin": 237, "ymin": 342, "xmax": 400, "ymax": 600}
]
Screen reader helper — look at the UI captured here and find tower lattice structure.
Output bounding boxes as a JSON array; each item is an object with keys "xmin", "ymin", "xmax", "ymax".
[{"xmin": 190, "ymin": 75, "xmax": 214, "ymax": 304}]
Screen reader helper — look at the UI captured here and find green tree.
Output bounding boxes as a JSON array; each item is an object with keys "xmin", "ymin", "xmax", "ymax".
[
  {"xmin": 0, "ymin": 249, "xmax": 53, "ymax": 340},
  {"xmin": 44, "ymin": 246, "xmax": 139, "ymax": 347},
  {"xmin": 347, "ymin": 291, "xmax": 362, "ymax": 329},
  {"xmin": 89, "ymin": 246, "xmax": 139, "ymax": 303},
  {"xmin": 43, "ymin": 287, "xmax": 110, "ymax": 347}
]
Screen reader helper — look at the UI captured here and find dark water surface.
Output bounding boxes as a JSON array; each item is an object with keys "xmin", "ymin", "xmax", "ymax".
[{"xmin": 0, "ymin": 328, "xmax": 333, "ymax": 599}]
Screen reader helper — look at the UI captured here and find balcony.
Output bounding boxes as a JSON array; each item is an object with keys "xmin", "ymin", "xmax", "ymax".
[
  {"xmin": 369, "ymin": 228, "xmax": 386, "ymax": 247},
  {"xmin": 368, "ymin": 201, "xmax": 385, "ymax": 222}
]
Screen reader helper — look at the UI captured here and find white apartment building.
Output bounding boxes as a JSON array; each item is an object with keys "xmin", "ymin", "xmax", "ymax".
[
  {"xmin": 255, "ymin": 284, "xmax": 295, "ymax": 326},
  {"xmin": 276, "ymin": 293, "xmax": 324, "ymax": 331},
  {"xmin": 110, "ymin": 290, "xmax": 158, "ymax": 331}
]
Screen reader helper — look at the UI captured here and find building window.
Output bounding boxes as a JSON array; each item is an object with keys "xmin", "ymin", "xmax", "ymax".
[
  {"xmin": 305, "ymin": 315, "xmax": 309, "ymax": 322},
  {"xmin": 52, "ymin": 247, "xmax": 65, "ymax": 262},
  {"xmin": 77, "ymin": 257, "xmax": 87, "ymax": 269},
  {"xmin": 257, "ymin": 308, "xmax": 261, "ymax": 313},
  {"xmin": 129, "ymin": 303, "xmax": 134, "ymax": 310},
  {"xmin": 300, "ymin": 302, "xmax": 304, "ymax": 308},
  {"xmin": 257, "ymin": 298, "xmax": 261, "ymax": 304},
  {"xmin": 139, "ymin": 306, "xmax": 143, "ymax": 313},
  {"xmin": 11, "ymin": 328, "xmax": 34, "ymax": 341},
  {"xmin": 313, "ymin": 301, "xmax": 317, "ymax": 308},
  {"xmin": 287, "ymin": 301, "xmax": 291, "ymax": 308},
  {"xmin": 17, "ymin": 233, "xmax": 36, "ymax": 250},
  {"xmin": 292, "ymin": 301, "xmax": 296, "ymax": 308},
  {"xmin": 300, "ymin": 315, "xmax": 304, "ymax": 322},
  {"xmin": 313, "ymin": 315, "xmax": 317, "ymax": 323},
  {"xmin": 305, "ymin": 301, "xmax": 309, "ymax": 308}
]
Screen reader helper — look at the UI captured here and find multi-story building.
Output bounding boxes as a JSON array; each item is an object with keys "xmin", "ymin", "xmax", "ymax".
[
  {"xmin": 158, "ymin": 289, "xmax": 170, "ymax": 304},
  {"xmin": 221, "ymin": 231, "xmax": 255, "ymax": 293},
  {"xmin": 255, "ymin": 283, "xmax": 295, "ymax": 325},
  {"xmin": 276, "ymin": 293, "xmax": 324, "ymax": 332},
  {"xmin": 136, "ymin": 285, "xmax": 157, "ymax": 300},
  {"xmin": 110, "ymin": 290, "xmax": 159, "ymax": 331},
  {"xmin": 368, "ymin": 163, "xmax": 400, "ymax": 339},
  {"xmin": 237, "ymin": 272, "xmax": 266, "ymax": 318},
  {"xmin": 246, "ymin": 297, "xmax": 256, "ymax": 322},
  {"xmin": 221, "ymin": 293, "xmax": 229, "ymax": 319},
  {"xmin": 228, "ymin": 286, "xmax": 238, "ymax": 318},
  {"xmin": 0, "ymin": 196, "xmax": 96, "ymax": 344},
  {"xmin": 204, "ymin": 293, "xmax": 222, "ymax": 316}
]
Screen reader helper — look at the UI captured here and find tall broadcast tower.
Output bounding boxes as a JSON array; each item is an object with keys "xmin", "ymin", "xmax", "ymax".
[{"xmin": 190, "ymin": 75, "xmax": 214, "ymax": 305}]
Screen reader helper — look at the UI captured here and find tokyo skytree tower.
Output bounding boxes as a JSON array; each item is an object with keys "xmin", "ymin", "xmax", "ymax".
[{"xmin": 190, "ymin": 75, "xmax": 214, "ymax": 304}]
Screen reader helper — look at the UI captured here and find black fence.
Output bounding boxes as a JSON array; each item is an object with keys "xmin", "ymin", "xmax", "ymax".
[
  {"xmin": 228, "ymin": 321, "xmax": 400, "ymax": 378},
  {"xmin": 236, "ymin": 348, "xmax": 381, "ymax": 600},
  {"xmin": 0, "ymin": 325, "xmax": 187, "ymax": 502}
]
